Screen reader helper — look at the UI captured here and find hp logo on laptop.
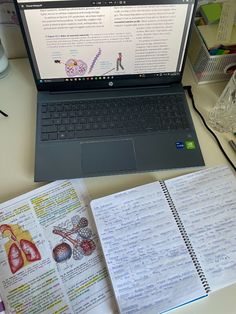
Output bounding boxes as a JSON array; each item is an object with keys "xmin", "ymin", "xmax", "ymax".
[{"xmin": 108, "ymin": 81, "xmax": 113, "ymax": 87}]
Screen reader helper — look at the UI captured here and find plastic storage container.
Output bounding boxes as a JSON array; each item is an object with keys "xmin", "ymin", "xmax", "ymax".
[{"xmin": 188, "ymin": 25, "xmax": 236, "ymax": 84}]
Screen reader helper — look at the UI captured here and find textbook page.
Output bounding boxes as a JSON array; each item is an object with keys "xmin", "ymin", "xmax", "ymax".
[
  {"xmin": 0, "ymin": 180, "xmax": 114, "ymax": 314},
  {"xmin": 91, "ymin": 181, "xmax": 206, "ymax": 314},
  {"xmin": 165, "ymin": 166, "xmax": 236, "ymax": 292}
]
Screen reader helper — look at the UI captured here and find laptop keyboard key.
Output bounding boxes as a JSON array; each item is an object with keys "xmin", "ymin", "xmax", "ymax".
[
  {"xmin": 49, "ymin": 133, "xmax": 57, "ymax": 140},
  {"xmin": 59, "ymin": 132, "xmax": 66, "ymax": 140},
  {"xmin": 67, "ymin": 124, "xmax": 74, "ymax": 131},
  {"xmin": 58, "ymin": 125, "xmax": 66, "ymax": 132},
  {"xmin": 42, "ymin": 119, "xmax": 53, "ymax": 126},
  {"xmin": 67, "ymin": 131, "xmax": 75, "ymax": 139},
  {"xmin": 62, "ymin": 118, "xmax": 70, "ymax": 124},
  {"xmin": 41, "ymin": 133, "xmax": 48, "ymax": 141}
]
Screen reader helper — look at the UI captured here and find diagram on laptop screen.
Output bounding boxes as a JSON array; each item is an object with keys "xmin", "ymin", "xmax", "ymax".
[{"xmin": 54, "ymin": 48, "xmax": 126, "ymax": 77}]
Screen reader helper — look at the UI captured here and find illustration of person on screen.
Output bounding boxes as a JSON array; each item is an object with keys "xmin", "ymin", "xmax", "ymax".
[{"xmin": 116, "ymin": 52, "xmax": 124, "ymax": 71}]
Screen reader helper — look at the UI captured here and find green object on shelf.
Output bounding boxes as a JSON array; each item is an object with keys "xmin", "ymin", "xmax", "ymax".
[{"xmin": 200, "ymin": 3, "xmax": 222, "ymax": 25}]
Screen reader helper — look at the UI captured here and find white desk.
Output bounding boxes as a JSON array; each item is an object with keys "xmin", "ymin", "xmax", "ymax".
[{"xmin": 0, "ymin": 58, "xmax": 236, "ymax": 314}]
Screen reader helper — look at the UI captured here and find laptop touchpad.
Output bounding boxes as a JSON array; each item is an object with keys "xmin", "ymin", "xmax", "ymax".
[{"xmin": 81, "ymin": 139, "xmax": 136, "ymax": 175}]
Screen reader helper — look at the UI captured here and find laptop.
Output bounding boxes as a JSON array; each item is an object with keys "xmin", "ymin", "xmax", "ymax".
[{"xmin": 14, "ymin": 0, "xmax": 204, "ymax": 181}]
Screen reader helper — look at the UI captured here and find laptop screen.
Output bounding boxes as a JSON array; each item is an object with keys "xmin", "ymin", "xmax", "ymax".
[{"xmin": 14, "ymin": 0, "xmax": 196, "ymax": 90}]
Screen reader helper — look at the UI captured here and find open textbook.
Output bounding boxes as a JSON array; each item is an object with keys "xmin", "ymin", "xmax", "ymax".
[
  {"xmin": 0, "ymin": 180, "xmax": 116, "ymax": 313},
  {"xmin": 91, "ymin": 166, "xmax": 236, "ymax": 314}
]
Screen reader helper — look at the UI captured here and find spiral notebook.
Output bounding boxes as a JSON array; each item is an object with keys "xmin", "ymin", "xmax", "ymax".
[{"xmin": 91, "ymin": 166, "xmax": 236, "ymax": 314}]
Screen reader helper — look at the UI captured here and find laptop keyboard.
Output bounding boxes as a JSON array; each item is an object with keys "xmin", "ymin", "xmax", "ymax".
[{"xmin": 40, "ymin": 94, "xmax": 190, "ymax": 141}]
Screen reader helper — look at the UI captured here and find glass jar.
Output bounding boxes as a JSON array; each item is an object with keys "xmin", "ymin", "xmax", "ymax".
[{"xmin": 208, "ymin": 70, "xmax": 236, "ymax": 133}]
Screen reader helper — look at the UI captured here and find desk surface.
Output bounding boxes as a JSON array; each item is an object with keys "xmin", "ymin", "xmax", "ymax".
[{"xmin": 0, "ymin": 58, "xmax": 236, "ymax": 314}]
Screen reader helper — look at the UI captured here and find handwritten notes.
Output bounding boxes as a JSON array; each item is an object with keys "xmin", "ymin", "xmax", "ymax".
[
  {"xmin": 91, "ymin": 182, "xmax": 205, "ymax": 314},
  {"xmin": 166, "ymin": 166, "xmax": 236, "ymax": 292},
  {"xmin": 91, "ymin": 166, "xmax": 236, "ymax": 313}
]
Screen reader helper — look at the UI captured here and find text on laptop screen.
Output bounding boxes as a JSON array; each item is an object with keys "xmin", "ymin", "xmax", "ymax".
[{"xmin": 16, "ymin": 0, "xmax": 195, "ymax": 84}]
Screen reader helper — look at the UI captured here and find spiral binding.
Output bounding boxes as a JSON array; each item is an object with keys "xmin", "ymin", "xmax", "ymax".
[{"xmin": 160, "ymin": 181, "xmax": 211, "ymax": 294}]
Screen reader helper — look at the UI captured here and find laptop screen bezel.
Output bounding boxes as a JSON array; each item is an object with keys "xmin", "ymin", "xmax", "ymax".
[{"xmin": 13, "ymin": 0, "xmax": 198, "ymax": 92}]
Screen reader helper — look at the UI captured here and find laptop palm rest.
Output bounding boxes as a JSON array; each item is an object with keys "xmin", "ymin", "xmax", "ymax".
[{"xmin": 81, "ymin": 139, "xmax": 136, "ymax": 175}]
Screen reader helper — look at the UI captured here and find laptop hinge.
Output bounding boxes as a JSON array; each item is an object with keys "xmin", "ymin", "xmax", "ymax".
[{"xmin": 48, "ymin": 83, "xmax": 179, "ymax": 95}]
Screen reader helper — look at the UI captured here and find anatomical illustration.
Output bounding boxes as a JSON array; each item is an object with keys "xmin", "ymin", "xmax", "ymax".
[
  {"xmin": 54, "ymin": 48, "xmax": 102, "ymax": 77},
  {"xmin": 52, "ymin": 215, "xmax": 96, "ymax": 263},
  {"xmin": 0, "ymin": 224, "xmax": 41, "ymax": 274},
  {"xmin": 54, "ymin": 58, "xmax": 88, "ymax": 77}
]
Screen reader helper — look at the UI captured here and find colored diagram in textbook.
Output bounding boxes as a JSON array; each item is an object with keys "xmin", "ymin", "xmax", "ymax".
[
  {"xmin": 52, "ymin": 215, "xmax": 96, "ymax": 263},
  {"xmin": 0, "ymin": 224, "xmax": 41, "ymax": 274}
]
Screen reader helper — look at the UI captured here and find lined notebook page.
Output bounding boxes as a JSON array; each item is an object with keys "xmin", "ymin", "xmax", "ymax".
[
  {"xmin": 166, "ymin": 166, "xmax": 236, "ymax": 292},
  {"xmin": 91, "ymin": 182, "xmax": 206, "ymax": 314}
]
